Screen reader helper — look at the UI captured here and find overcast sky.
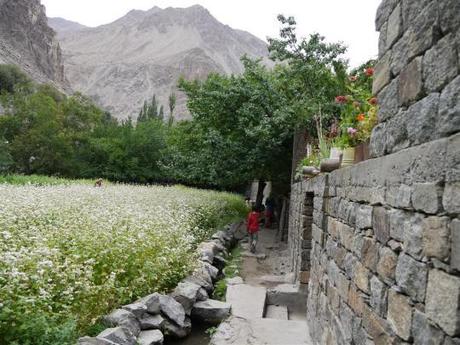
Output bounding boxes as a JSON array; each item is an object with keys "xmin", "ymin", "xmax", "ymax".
[{"xmin": 41, "ymin": 0, "xmax": 381, "ymax": 67}]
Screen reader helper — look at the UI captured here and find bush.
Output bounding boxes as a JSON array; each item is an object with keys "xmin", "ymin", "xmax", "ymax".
[{"xmin": 0, "ymin": 64, "xmax": 31, "ymax": 93}]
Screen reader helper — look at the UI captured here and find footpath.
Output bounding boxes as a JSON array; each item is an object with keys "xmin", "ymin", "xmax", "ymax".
[{"xmin": 210, "ymin": 226, "xmax": 313, "ymax": 345}]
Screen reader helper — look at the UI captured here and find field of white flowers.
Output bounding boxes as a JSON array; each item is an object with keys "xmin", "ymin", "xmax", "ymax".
[{"xmin": 0, "ymin": 183, "xmax": 246, "ymax": 344}]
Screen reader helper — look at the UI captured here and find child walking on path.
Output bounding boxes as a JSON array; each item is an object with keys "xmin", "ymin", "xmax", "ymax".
[{"xmin": 247, "ymin": 205, "xmax": 260, "ymax": 253}]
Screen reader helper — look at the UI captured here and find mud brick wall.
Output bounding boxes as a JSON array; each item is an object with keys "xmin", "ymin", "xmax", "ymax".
[{"xmin": 287, "ymin": 0, "xmax": 460, "ymax": 343}]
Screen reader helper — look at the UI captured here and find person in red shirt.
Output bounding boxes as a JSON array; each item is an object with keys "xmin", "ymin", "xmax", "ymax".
[{"xmin": 247, "ymin": 205, "xmax": 260, "ymax": 253}]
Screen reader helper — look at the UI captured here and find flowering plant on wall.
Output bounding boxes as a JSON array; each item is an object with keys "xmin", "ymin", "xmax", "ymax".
[{"xmin": 333, "ymin": 63, "xmax": 378, "ymax": 148}]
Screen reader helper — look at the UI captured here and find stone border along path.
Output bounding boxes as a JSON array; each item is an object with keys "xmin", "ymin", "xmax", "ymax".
[
  {"xmin": 78, "ymin": 223, "xmax": 241, "ymax": 345},
  {"xmin": 210, "ymin": 226, "xmax": 313, "ymax": 345}
]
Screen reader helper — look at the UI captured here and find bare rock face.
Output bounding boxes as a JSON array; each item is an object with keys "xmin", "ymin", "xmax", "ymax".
[
  {"xmin": 0, "ymin": 0, "xmax": 70, "ymax": 91},
  {"xmin": 52, "ymin": 5, "xmax": 271, "ymax": 120}
]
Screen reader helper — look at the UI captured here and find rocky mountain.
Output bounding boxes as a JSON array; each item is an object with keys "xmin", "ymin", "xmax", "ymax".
[
  {"xmin": 0, "ymin": 0, "xmax": 70, "ymax": 91},
  {"xmin": 48, "ymin": 17, "xmax": 87, "ymax": 38},
  {"xmin": 52, "ymin": 5, "xmax": 271, "ymax": 120}
]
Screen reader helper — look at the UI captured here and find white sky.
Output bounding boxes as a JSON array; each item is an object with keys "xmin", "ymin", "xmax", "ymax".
[{"xmin": 41, "ymin": 0, "xmax": 381, "ymax": 68}]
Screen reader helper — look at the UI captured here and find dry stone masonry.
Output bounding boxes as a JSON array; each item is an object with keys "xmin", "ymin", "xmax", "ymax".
[{"xmin": 288, "ymin": 0, "xmax": 459, "ymax": 343}]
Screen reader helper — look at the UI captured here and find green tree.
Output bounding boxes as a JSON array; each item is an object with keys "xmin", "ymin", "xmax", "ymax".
[
  {"xmin": 0, "ymin": 64, "xmax": 31, "ymax": 93},
  {"xmin": 168, "ymin": 92, "xmax": 176, "ymax": 126}
]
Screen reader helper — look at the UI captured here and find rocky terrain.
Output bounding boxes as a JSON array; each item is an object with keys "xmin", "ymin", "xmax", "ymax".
[
  {"xmin": 51, "ymin": 5, "xmax": 271, "ymax": 120},
  {"xmin": 0, "ymin": 0, "xmax": 70, "ymax": 91}
]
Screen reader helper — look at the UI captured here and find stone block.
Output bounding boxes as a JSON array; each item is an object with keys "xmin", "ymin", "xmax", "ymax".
[
  {"xmin": 389, "ymin": 209, "xmax": 409, "ymax": 242},
  {"xmin": 386, "ymin": 111, "xmax": 411, "ymax": 154},
  {"xmin": 386, "ymin": 184, "xmax": 412, "ymax": 209},
  {"xmin": 327, "ymin": 283, "xmax": 340, "ymax": 315},
  {"xmin": 312, "ymin": 224, "xmax": 324, "ymax": 246},
  {"xmin": 444, "ymin": 183, "xmax": 460, "ymax": 215},
  {"xmin": 423, "ymin": 34, "xmax": 458, "ymax": 93},
  {"xmin": 438, "ymin": 76, "xmax": 460, "ymax": 138},
  {"xmin": 446, "ymin": 133, "xmax": 460, "ymax": 183},
  {"xmin": 356, "ymin": 205, "xmax": 373, "ymax": 230},
  {"xmin": 299, "ymin": 270, "xmax": 310, "ymax": 284},
  {"xmin": 391, "ymin": 31, "xmax": 410, "ymax": 76},
  {"xmin": 337, "ymin": 272, "xmax": 350, "ymax": 301},
  {"xmin": 386, "ymin": 4, "xmax": 402, "ymax": 48},
  {"xmin": 407, "ymin": 2, "xmax": 440, "ymax": 59},
  {"xmin": 373, "ymin": 50, "xmax": 392, "ymax": 94},
  {"xmin": 370, "ymin": 276, "xmax": 388, "ymax": 318},
  {"xmin": 378, "ymin": 21, "xmax": 388, "ymax": 58},
  {"xmin": 340, "ymin": 302, "xmax": 355, "ymax": 343},
  {"xmin": 362, "ymin": 304, "xmax": 394, "ymax": 343},
  {"xmin": 439, "ymin": 0, "xmax": 460, "ymax": 34},
  {"xmin": 343, "ymin": 252, "xmax": 358, "ymax": 280},
  {"xmin": 354, "ymin": 261, "xmax": 370, "ymax": 293},
  {"xmin": 422, "ymin": 216, "xmax": 450, "ymax": 261},
  {"xmin": 361, "ymin": 238, "xmax": 379, "ymax": 272},
  {"xmin": 373, "ymin": 207, "xmax": 390, "ymax": 245},
  {"xmin": 401, "ymin": 0, "xmax": 432, "ymax": 30},
  {"xmin": 451, "ymin": 219, "xmax": 460, "ymax": 271},
  {"xmin": 339, "ymin": 223, "xmax": 354, "ymax": 251},
  {"xmin": 348, "ymin": 283, "xmax": 365, "ymax": 317},
  {"xmin": 395, "ymin": 253, "xmax": 428, "ymax": 302},
  {"xmin": 377, "ymin": 246, "xmax": 398, "ymax": 285},
  {"xmin": 412, "ymin": 182, "xmax": 443, "ymax": 214},
  {"xmin": 403, "ymin": 213, "xmax": 425, "ymax": 260},
  {"xmin": 377, "ymin": 77, "xmax": 399, "ymax": 121},
  {"xmin": 444, "ymin": 337, "xmax": 460, "ymax": 345},
  {"xmin": 370, "ymin": 122, "xmax": 387, "ymax": 158},
  {"xmin": 375, "ymin": 0, "xmax": 399, "ymax": 30},
  {"xmin": 387, "ymin": 289, "xmax": 413, "ymax": 340},
  {"xmin": 426, "ymin": 269, "xmax": 460, "ymax": 336},
  {"xmin": 412, "ymin": 310, "xmax": 445, "ymax": 345},
  {"xmin": 399, "ymin": 56, "xmax": 423, "ymax": 106},
  {"xmin": 405, "ymin": 93, "xmax": 440, "ymax": 147}
]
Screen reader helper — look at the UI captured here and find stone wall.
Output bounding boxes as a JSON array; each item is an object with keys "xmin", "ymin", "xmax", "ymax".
[{"xmin": 286, "ymin": 0, "xmax": 460, "ymax": 343}]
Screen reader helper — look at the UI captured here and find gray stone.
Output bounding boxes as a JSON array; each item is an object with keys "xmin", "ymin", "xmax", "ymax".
[
  {"xmin": 401, "ymin": 0, "xmax": 431, "ymax": 30},
  {"xmin": 412, "ymin": 310, "xmax": 445, "ymax": 345},
  {"xmin": 361, "ymin": 237, "xmax": 379, "ymax": 272},
  {"xmin": 439, "ymin": 0, "xmax": 460, "ymax": 34},
  {"xmin": 78, "ymin": 337, "xmax": 117, "ymax": 345},
  {"xmin": 162, "ymin": 317, "xmax": 191, "ymax": 338},
  {"xmin": 438, "ymin": 76, "xmax": 460, "ymax": 137},
  {"xmin": 378, "ymin": 21, "xmax": 388, "ymax": 58},
  {"xmin": 377, "ymin": 77, "xmax": 399, "ymax": 121},
  {"xmin": 140, "ymin": 314, "xmax": 165, "ymax": 330},
  {"xmin": 406, "ymin": 93, "xmax": 440, "ymax": 146},
  {"xmin": 395, "ymin": 253, "xmax": 427, "ymax": 302},
  {"xmin": 139, "ymin": 293, "xmax": 161, "ymax": 315},
  {"xmin": 444, "ymin": 183, "xmax": 460, "ymax": 215},
  {"xmin": 403, "ymin": 213, "xmax": 425, "ymax": 260},
  {"xmin": 122, "ymin": 302, "xmax": 147, "ymax": 319},
  {"xmin": 391, "ymin": 31, "xmax": 410, "ymax": 76},
  {"xmin": 372, "ymin": 207, "xmax": 390, "ymax": 244},
  {"xmin": 138, "ymin": 330, "xmax": 164, "ymax": 345},
  {"xmin": 201, "ymin": 261, "xmax": 219, "ymax": 282},
  {"xmin": 385, "ymin": 111, "xmax": 410, "ymax": 154},
  {"xmin": 356, "ymin": 205, "xmax": 373, "ymax": 230},
  {"xmin": 339, "ymin": 302, "xmax": 354, "ymax": 343},
  {"xmin": 444, "ymin": 337, "xmax": 460, "ymax": 345},
  {"xmin": 354, "ymin": 261, "xmax": 369, "ymax": 294},
  {"xmin": 422, "ymin": 217, "xmax": 450, "ymax": 261},
  {"xmin": 226, "ymin": 276, "xmax": 244, "ymax": 286},
  {"xmin": 386, "ymin": 4, "xmax": 402, "ymax": 48},
  {"xmin": 97, "ymin": 327, "xmax": 137, "ymax": 345},
  {"xmin": 446, "ymin": 133, "xmax": 460, "ymax": 183},
  {"xmin": 370, "ymin": 122, "xmax": 387, "ymax": 158},
  {"xmin": 197, "ymin": 287, "xmax": 209, "ymax": 301},
  {"xmin": 184, "ymin": 273, "xmax": 213, "ymax": 293},
  {"xmin": 191, "ymin": 299, "xmax": 231, "ymax": 324},
  {"xmin": 399, "ymin": 56, "xmax": 423, "ymax": 106},
  {"xmin": 387, "ymin": 289, "xmax": 412, "ymax": 340},
  {"xmin": 426, "ymin": 269, "xmax": 460, "ymax": 336},
  {"xmin": 451, "ymin": 220, "xmax": 460, "ymax": 271},
  {"xmin": 172, "ymin": 282, "xmax": 201, "ymax": 315},
  {"xmin": 424, "ymin": 34, "xmax": 458, "ymax": 93},
  {"xmin": 412, "ymin": 183, "xmax": 443, "ymax": 214},
  {"xmin": 370, "ymin": 276, "xmax": 387, "ymax": 317},
  {"xmin": 375, "ymin": 0, "xmax": 399, "ymax": 30},
  {"xmin": 373, "ymin": 50, "xmax": 392, "ymax": 94},
  {"xmin": 407, "ymin": 2, "xmax": 440, "ymax": 59},
  {"xmin": 377, "ymin": 246, "xmax": 398, "ymax": 285},
  {"xmin": 386, "ymin": 184, "xmax": 412, "ymax": 209},
  {"xmin": 159, "ymin": 295, "xmax": 186, "ymax": 328},
  {"xmin": 103, "ymin": 309, "xmax": 141, "ymax": 337}
]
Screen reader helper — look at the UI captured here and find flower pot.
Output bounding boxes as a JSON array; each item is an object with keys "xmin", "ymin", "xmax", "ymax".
[
  {"xmin": 341, "ymin": 147, "xmax": 355, "ymax": 167},
  {"xmin": 320, "ymin": 158, "xmax": 341, "ymax": 173},
  {"xmin": 354, "ymin": 141, "xmax": 370, "ymax": 163},
  {"xmin": 329, "ymin": 147, "xmax": 343, "ymax": 160}
]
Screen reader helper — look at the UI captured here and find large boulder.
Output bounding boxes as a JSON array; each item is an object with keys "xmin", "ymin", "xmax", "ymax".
[
  {"xmin": 171, "ymin": 282, "xmax": 201, "ymax": 315},
  {"xmin": 162, "ymin": 317, "xmax": 192, "ymax": 338},
  {"xmin": 137, "ymin": 330, "xmax": 164, "ymax": 345},
  {"xmin": 140, "ymin": 314, "xmax": 165, "ymax": 330},
  {"xmin": 213, "ymin": 255, "xmax": 227, "ymax": 271},
  {"xmin": 197, "ymin": 242, "xmax": 218, "ymax": 263},
  {"xmin": 103, "ymin": 309, "xmax": 141, "ymax": 337},
  {"xmin": 191, "ymin": 299, "xmax": 231, "ymax": 324},
  {"xmin": 122, "ymin": 302, "xmax": 147, "ymax": 319},
  {"xmin": 139, "ymin": 293, "xmax": 161, "ymax": 314},
  {"xmin": 96, "ymin": 327, "xmax": 137, "ymax": 345},
  {"xmin": 78, "ymin": 336, "xmax": 117, "ymax": 345},
  {"xmin": 200, "ymin": 261, "xmax": 219, "ymax": 282},
  {"xmin": 159, "ymin": 295, "xmax": 186, "ymax": 328},
  {"xmin": 197, "ymin": 287, "xmax": 209, "ymax": 301},
  {"xmin": 184, "ymin": 274, "xmax": 214, "ymax": 293}
]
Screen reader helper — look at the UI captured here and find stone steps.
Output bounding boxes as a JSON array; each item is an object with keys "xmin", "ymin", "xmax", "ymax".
[
  {"xmin": 265, "ymin": 304, "xmax": 289, "ymax": 320},
  {"xmin": 225, "ymin": 284, "xmax": 267, "ymax": 319}
]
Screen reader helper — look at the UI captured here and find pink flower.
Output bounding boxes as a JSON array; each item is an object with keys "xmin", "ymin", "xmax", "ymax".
[
  {"xmin": 335, "ymin": 95, "xmax": 347, "ymax": 104},
  {"xmin": 347, "ymin": 127, "xmax": 358, "ymax": 136},
  {"xmin": 365, "ymin": 67, "xmax": 374, "ymax": 77}
]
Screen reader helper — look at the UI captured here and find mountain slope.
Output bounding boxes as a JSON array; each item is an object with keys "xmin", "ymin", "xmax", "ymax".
[
  {"xmin": 48, "ymin": 17, "xmax": 87, "ymax": 38},
  {"xmin": 54, "ymin": 5, "xmax": 270, "ymax": 120},
  {"xmin": 0, "ymin": 0, "xmax": 70, "ymax": 91}
]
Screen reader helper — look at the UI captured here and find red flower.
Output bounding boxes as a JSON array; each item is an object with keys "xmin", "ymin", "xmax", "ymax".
[
  {"xmin": 368, "ymin": 97, "xmax": 378, "ymax": 105},
  {"xmin": 335, "ymin": 95, "xmax": 347, "ymax": 104},
  {"xmin": 356, "ymin": 114, "xmax": 365, "ymax": 122},
  {"xmin": 365, "ymin": 68, "xmax": 374, "ymax": 77}
]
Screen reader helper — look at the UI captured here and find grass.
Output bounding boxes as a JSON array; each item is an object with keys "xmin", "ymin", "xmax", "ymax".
[
  {"xmin": 0, "ymin": 174, "xmax": 99, "ymax": 186},
  {"xmin": 213, "ymin": 246, "xmax": 242, "ymax": 301}
]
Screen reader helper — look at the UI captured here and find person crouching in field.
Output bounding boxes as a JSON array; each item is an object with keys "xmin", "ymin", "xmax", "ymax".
[{"xmin": 246, "ymin": 205, "xmax": 260, "ymax": 253}]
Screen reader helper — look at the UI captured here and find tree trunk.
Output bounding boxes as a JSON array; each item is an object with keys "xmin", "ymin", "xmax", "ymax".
[{"xmin": 255, "ymin": 180, "xmax": 266, "ymax": 209}]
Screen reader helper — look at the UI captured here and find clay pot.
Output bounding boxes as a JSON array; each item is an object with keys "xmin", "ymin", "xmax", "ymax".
[
  {"xmin": 354, "ymin": 141, "xmax": 370, "ymax": 163},
  {"xmin": 341, "ymin": 147, "xmax": 355, "ymax": 167},
  {"xmin": 320, "ymin": 158, "xmax": 341, "ymax": 172}
]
